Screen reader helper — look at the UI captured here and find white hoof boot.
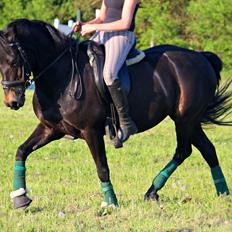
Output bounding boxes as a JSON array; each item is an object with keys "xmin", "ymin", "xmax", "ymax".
[{"xmin": 101, "ymin": 201, "xmax": 117, "ymax": 209}]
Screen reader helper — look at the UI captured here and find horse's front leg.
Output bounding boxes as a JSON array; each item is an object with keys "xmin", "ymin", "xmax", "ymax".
[
  {"xmin": 83, "ymin": 129, "xmax": 118, "ymax": 208},
  {"xmin": 11, "ymin": 123, "xmax": 64, "ymax": 209}
]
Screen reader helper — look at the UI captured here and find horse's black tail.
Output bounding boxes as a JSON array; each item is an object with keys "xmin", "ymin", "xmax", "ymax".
[
  {"xmin": 202, "ymin": 51, "xmax": 223, "ymax": 85},
  {"xmin": 201, "ymin": 52, "xmax": 232, "ymax": 126}
]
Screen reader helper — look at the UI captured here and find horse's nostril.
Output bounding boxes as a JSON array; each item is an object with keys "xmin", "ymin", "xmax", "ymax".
[{"xmin": 10, "ymin": 101, "xmax": 19, "ymax": 109}]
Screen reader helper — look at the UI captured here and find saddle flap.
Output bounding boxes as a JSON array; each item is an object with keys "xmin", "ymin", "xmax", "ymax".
[
  {"xmin": 87, "ymin": 41, "xmax": 131, "ymax": 102},
  {"xmin": 87, "ymin": 41, "xmax": 110, "ymax": 103}
]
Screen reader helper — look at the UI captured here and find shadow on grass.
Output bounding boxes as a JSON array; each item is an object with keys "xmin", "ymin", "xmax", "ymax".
[
  {"xmin": 25, "ymin": 206, "xmax": 45, "ymax": 214},
  {"xmin": 164, "ymin": 228, "xmax": 193, "ymax": 232}
]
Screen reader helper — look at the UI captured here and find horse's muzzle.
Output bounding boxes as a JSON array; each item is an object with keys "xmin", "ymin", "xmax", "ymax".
[
  {"xmin": 4, "ymin": 94, "xmax": 25, "ymax": 110},
  {"xmin": 5, "ymin": 100, "xmax": 24, "ymax": 110}
]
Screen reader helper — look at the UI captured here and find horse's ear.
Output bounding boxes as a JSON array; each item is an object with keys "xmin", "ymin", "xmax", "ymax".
[
  {"xmin": 45, "ymin": 24, "xmax": 62, "ymax": 41},
  {"xmin": 44, "ymin": 23, "xmax": 67, "ymax": 46},
  {"xmin": 3, "ymin": 24, "xmax": 17, "ymax": 42},
  {"xmin": 0, "ymin": 30, "xmax": 7, "ymax": 43}
]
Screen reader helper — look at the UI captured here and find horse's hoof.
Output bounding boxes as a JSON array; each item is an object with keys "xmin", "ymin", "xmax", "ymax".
[
  {"xmin": 112, "ymin": 136, "xmax": 123, "ymax": 149},
  {"xmin": 13, "ymin": 194, "xmax": 32, "ymax": 209},
  {"xmin": 97, "ymin": 203, "xmax": 117, "ymax": 217},
  {"xmin": 144, "ymin": 185, "xmax": 159, "ymax": 201}
]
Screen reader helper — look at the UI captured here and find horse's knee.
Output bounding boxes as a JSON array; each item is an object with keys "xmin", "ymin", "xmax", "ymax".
[{"xmin": 15, "ymin": 146, "xmax": 28, "ymax": 161}]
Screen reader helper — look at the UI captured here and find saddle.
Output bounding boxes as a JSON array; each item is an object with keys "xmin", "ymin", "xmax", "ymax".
[
  {"xmin": 87, "ymin": 40, "xmax": 145, "ymax": 102},
  {"xmin": 86, "ymin": 40, "xmax": 145, "ymax": 148}
]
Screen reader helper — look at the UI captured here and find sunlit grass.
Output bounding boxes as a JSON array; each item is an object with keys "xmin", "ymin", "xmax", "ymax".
[{"xmin": 0, "ymin": 90, "xmax": 231, "ymax": 231}]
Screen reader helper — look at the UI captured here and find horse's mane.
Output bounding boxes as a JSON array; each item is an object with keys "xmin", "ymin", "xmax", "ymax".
[
  {"xmin": 0, "ymin": 30, "xmax": 14, "ymax": 59},
  {"xmin": 0, "ymin": 31, "xmax": 8, "ymax": 47},
  {"xmin": 5, "ymin": 19, "xmax": 69, "ymax": 49}
]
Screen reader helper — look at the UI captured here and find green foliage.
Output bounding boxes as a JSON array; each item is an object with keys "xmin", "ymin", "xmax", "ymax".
[
  {"xmin": 136, "ymin": 0, "xmax": 231, "ymax": 76},
  {"xmin": 73, "ymin": 0, "xmax": 101, "ymax": 21},
  {"xmin": 0, "ymin": 0, "xmax": 100, "ymax": 28},
  {"xmin": 0, "ymin": 0, "xmax": 26, "ymax": 27},
  {"xmin": 136, "ymin": 0, "xmax": 189, "ymax": 48},
  {"xmin": 186, "ymin": 0, "xmax": 232, "ymax": 76},
  {"xmin": 0, "ymin": 91, "xmax": 232, "ymax": 231},
  {"xmin": 0, "ymin": 0, "xmax": 231, "ymax": 74}
]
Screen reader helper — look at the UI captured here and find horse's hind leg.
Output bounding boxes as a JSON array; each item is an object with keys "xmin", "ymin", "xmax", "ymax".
[
  {"xmin": 145, "ymin": 122, "xmax": 193, "ymax": 201},
  {"xmin": 192, "ymin": 125, "xmax": 229, "ymax": 195}
]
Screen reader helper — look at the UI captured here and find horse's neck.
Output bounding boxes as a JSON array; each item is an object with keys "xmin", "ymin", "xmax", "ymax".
[
  {"xmin": 33, "ymin": 45, "xmax": 95, "ymax": 106},
  {"xmin": 33, "ymin": 51, "xmax": 80, "ymax": 97}
]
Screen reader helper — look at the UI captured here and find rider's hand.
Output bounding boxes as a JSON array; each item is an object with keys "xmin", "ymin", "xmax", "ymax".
[
  {"xmin": 73, "ymin": 21, "xmax": 83, "ymax": 32},
  {"xmin": 81, "ymin": 24, "xmax": 97, "ymax": 36}
]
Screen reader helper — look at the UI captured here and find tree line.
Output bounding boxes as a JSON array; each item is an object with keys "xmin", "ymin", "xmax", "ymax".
[{"xmin": 0, "ymin": 0, "xmax": 231, "ymax": 76}]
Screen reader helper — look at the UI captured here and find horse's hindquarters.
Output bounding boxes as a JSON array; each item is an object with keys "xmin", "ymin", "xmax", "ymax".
[
  {"xmin": 127, "ymin": 58, "xmax": 172, "ymax": 131},
  {"xmin": 127, "ymin": 49, "xmax": 219, "ymax": 129}
]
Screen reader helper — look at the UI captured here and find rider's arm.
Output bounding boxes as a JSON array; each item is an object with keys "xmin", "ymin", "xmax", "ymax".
[
  {"xmin": 80, "ymin": 0, "xmax": 137, "ymax": 35},
  {"xmin": 93, "ymin": 0, "xmax": 137, "ymax": 31}
]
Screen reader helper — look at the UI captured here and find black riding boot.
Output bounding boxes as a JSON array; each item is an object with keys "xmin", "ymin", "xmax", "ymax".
[{"xmin": 107, "ymin": 79, "xmax": 138, "ymax": 142}]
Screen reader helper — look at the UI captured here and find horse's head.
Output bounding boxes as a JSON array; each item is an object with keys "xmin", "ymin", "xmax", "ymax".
[
  {"xmin": 0, "ymin": 28, "xmax": 31, "ymax": 110},
  {"xmin": 0, "ymin": 19, "xmax": 69, "ymax": 110}
]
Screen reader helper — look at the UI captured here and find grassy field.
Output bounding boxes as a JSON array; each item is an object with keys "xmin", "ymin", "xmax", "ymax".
[{"xmin": 0, "ymin": 90, "xmax": 231, "ymax": 232}]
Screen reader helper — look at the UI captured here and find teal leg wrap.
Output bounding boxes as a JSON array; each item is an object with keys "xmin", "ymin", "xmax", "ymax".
[
  {"xmin": 153, "ymin": 160, "xmax": 178, "ymax": 191},
  {"xmin": 13, "ymin": 161, "xmax": 26, "ymax": 191},
  {"xmin": 211, "ymin": 166, "xmax": 230, "ymax": 195},
  {"xmin": 101, "ymin": 181, "xmax": 118, "ymax": 206}
]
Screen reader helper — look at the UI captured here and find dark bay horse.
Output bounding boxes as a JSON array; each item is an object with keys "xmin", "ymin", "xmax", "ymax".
[{"xmin": 0, "ymin": 19, "xmax": 232, "ymax": 209}]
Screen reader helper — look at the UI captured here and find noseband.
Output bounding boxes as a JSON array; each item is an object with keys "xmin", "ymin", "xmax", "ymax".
[{"xmin": 1, "ymin": 31, "xmax": 80, "ymax": 91}]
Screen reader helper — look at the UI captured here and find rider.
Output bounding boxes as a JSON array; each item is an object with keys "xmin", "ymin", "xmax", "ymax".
[{"xmin": 73, "ymin": 0, "xmax": 139, "ymax": 143}]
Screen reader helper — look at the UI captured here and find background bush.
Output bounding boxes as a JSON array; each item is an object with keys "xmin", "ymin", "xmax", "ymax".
[{"xmin": 0, "ymin": 0, "xmax": 231, "ymax": 76}]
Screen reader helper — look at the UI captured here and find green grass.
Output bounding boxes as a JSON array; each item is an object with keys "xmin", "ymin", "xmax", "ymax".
[{"xmin": 0, "ymin": 90, "xmax": 232, "ymax": 232}]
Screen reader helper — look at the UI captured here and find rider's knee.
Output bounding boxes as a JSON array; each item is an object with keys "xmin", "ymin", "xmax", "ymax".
[{"xmin": 103, "ymin": 70, "xmax": 118, "ymax": 86}]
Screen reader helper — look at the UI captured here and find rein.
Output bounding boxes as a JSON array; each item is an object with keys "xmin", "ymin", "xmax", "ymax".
[{"xmin": 1, "ymin": 31, "xmax": 81, "ymax": 92}]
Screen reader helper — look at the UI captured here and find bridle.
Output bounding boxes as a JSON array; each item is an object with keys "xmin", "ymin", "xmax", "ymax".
[
  {"xmin": 1, "ymin": 31, "xmax": 80, "ymax": 92},
  {"xmin": 1, "ymin": 41, "xmax": 32, "ymax": 90}
]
